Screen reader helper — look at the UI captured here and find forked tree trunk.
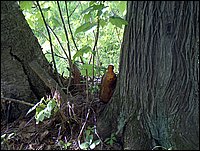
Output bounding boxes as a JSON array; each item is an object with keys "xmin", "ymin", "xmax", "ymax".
[
  {"xmin": 1, "ymin": 1, "xmax": 56, "ymax": 121},
  {"xmin": 97, "ymin": 1, "xmax": 199, "ymax": 150}
]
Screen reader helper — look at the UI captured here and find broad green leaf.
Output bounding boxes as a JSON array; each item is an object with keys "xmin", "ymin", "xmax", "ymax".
[
  {"xmin": 113, "ymin": 137, "xmax": 117, "ymax": 141},
  {"xmin": 47, "ymin": 99, "xmax": 56, "ymax": 111},
  {"xmin": 93, "ymin": 4, "xmax": 104, "ymax": 11},
  {"xmin": 118, "ymin": 1, "xmax": 126, "ymax": 14},
  {"xmin": 79, "ymin": 142, "xmax": 89, "ymax": 150},
  {"xmin": 44, "ymin": 109, "xmax": 51, "ymax": 118},
  {"xmin": 51, "ymin": 17, "xmax": 60, "ymax": 27},
  {"xmin": 89, "ymin": 1, "xmax": 96, "ymax": 6},
  {"xmin": 35, "ymin": 12, "xmax": 44, "ymax": 27},
  {"xmin": 19, "ymin": 1, "xmax": 33, "ymax": 10},
  {"xmin": 86, "ymin": 134, "xmax": 93, "ymax": 144},
  {"xmin": 81, "ymin": 5, "xmax": 94, "ymax": 15},
  {"xmin": 85, "ymin": 129, "xmax": 91, "ymax": 136},
  {"xmin": 73, "ymin": 46, "xmax": 92, "ymax": 61},
  {"xmin": 80, "ymin": 64, "xmax": 94, "ymax": 76},
  {"xmin": 111, "ymin": 133, "xmax": 115, "ymax": 137},
  {"xmin": 82, "ymin": 4, "xmax": 106, "ymax": 15},
  {"xmin": 110, "ymin": 139, "xmax": 113, "ymax": 145},
  {"xmin": 109, "ymin": 16, "xmax": 128, "ymax": 28},
  {"xmin": 36, "ymin": 106, "xmax": 45, "ymax": 117},
  {"xmin": 75, "ymin": 22, "xmax": 97, "ymax": 35},
  {"xmin": 83, "ymin": 13, "xmax": 91, "ymax": 22},
  {"xmin": 99, "ymin": 19, "xmax": 107, "ymax": 28},
  {"xmin": 36, "ymin": 110, "xmax": 45, "ymax": 124},
  {"xmin": 87, "ymin": 126, "xmax": 94, "ymax": 131}
]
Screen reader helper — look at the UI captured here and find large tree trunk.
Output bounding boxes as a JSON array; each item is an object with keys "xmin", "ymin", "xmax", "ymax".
[
  {"xmin": 97, "ymin": 1, "xmax": 199, "ymax": 150},
  {"xmin": 1, "ymin": 1, "xmax": 56, "ymax": 121}
]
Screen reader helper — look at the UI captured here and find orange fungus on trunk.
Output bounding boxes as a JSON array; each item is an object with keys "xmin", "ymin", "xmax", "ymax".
[{"xmin": 99, "ymin": 65, "xmax": 117, "ymax": 103}]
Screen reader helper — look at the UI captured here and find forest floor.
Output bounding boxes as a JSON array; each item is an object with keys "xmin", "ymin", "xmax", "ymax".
[{"xmin": 1, "ymin": 88, "xmax": 121, "ymax": 150}]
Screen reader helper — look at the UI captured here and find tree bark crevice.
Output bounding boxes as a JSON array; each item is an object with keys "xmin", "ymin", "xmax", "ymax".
[{"xmin": 1, "ymin": 1, "xmax": 57, "ymax": 121}]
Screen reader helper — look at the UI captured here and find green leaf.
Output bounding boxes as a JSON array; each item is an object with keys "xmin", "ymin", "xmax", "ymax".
[
  {"xmin": 118, "ymin": 1, "xmax": 126, "ymax": 14},
  {"xmin": 87, "ymin": 126, "xmax": 94, "ymax": 131},
  {"xmin": 112, "ymin": 137, "xmax": 117, "ymax": 141},
  {"xmin": 86, "ymin": 134, "xmax": 93, "ymax": 144},
  {"xmin": 51, "ymin": 17, "xmax": 61, "ymax": 27},
  {"xmin": 89, "ymin": 1, "xmax": 95, "ymax": 6},
  {"xmin": 19, "ymin": 1, "xmax": 33, "ymax": 10},
  {"xmin": 66, "ymin": 142, "xmax": 72, "ymax": 147},
  {"xmin": 36, "ymin": 107, "xmax": 43, "ymax": 117},
  {"xmin": 110, "ymin": 139, "xmax": 113, "ymax": 145},
  {"xmin": 79, "ymin": 142, "xmax": 89, "ymax": 150},
  {"xmin": 90, "ymin": 140, "xmax": 100, "ymax": 149},
  {"xmin": 81, "ymin": 5, "xmax": 94, "ymax": 15},
  {"xmin": 82, "ymin": 3, "xmax": 106, "ymax": 16},
  {"xmin": 75, "ymin": 22, "xmax": 97, "ymax": 35},
  {"xmin": 83, "ymin": 13, "xmax": 91, "ymax": 22},
  {"xmin": 93, "ymin": 4, "xmax": 104, "ymax": 11},
  {"xmin": 47, "ymin": 99, "xmax": 56, "ymax": 112},
  {"xmin": 80, "ymin": 64, "xmax": 94, "ymax": 76},
  {"xmin": 36, "ymin": 110, "xmax": 45, "ymax": 124},
  {"xmin": 44, "ymin": 109, "xmax": 51, "ymax": 118},
  {"xmin": 73, "ymin": 46, "xmax": 92, "ymax": 61},
  {"xmin": 93, "ymin": 140, "xmax": 100, "ymax": 145},
  {"xmin": 85, "ymin": 129, "xmax": 91, "ymax": 136},
  {"xmin": 35, "ymin": 12, "xmax": 44, "ymax": 27},
  {"xmin": 99, "ymin": 19, "xmax": 107, "ymax": 28},
  {"xmin": 109, "ymin": 16, "xmax": 128, "ymax": 28},
  {"xmin": 104, "ymin": 138, "xmax": 110, "ymax": 142}
]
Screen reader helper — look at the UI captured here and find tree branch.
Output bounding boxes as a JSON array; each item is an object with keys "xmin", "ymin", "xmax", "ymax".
[
  {"xmin": 36, "ymin": 1, "xmax": 63, "ymax": 87},
  {"xmin": 57, "ymin": 1, "xmax": 73, "ymax": 69},
  {"xmin": 47, "ymin": 25, "xmax": 70, "ymax": 62},
  {"xmin": 89, "ymin": 15, "xmax": 100, "ymax": 86},
  {"xmin": 65, "ymin": 1, "xmax": 84, "ymax": 64},
  {"xmin": 57, "ymin": 1, "xmax": 73, "ymax": 94},
  {"xmin": 1, "ymin": 97, "xmax": 34, "ymax": 107}
]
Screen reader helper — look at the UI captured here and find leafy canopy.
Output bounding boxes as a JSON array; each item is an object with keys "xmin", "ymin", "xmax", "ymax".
[{"xmin": 20, "ymin": 1, "xmax": 127, "ymax": 77}]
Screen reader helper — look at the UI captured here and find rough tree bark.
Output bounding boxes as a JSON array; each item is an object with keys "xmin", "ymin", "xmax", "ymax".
[
  {"xmin": 97, "ymin": 1, "xmax": 199, "ymax": 150},
  {"xmin": 1, "ymin": 1, "xmax": 56, "ymax": 121}
]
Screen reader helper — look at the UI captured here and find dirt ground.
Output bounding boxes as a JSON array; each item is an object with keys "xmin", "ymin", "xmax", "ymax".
[{"xmin": 1, "ymin": 91, "xmax": 121, "ymax": 150}]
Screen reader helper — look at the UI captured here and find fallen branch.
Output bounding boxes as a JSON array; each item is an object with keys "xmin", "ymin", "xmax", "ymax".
[{"xmin": 1, "ymin": 96, "xmax": 34, "ymax": 107}]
